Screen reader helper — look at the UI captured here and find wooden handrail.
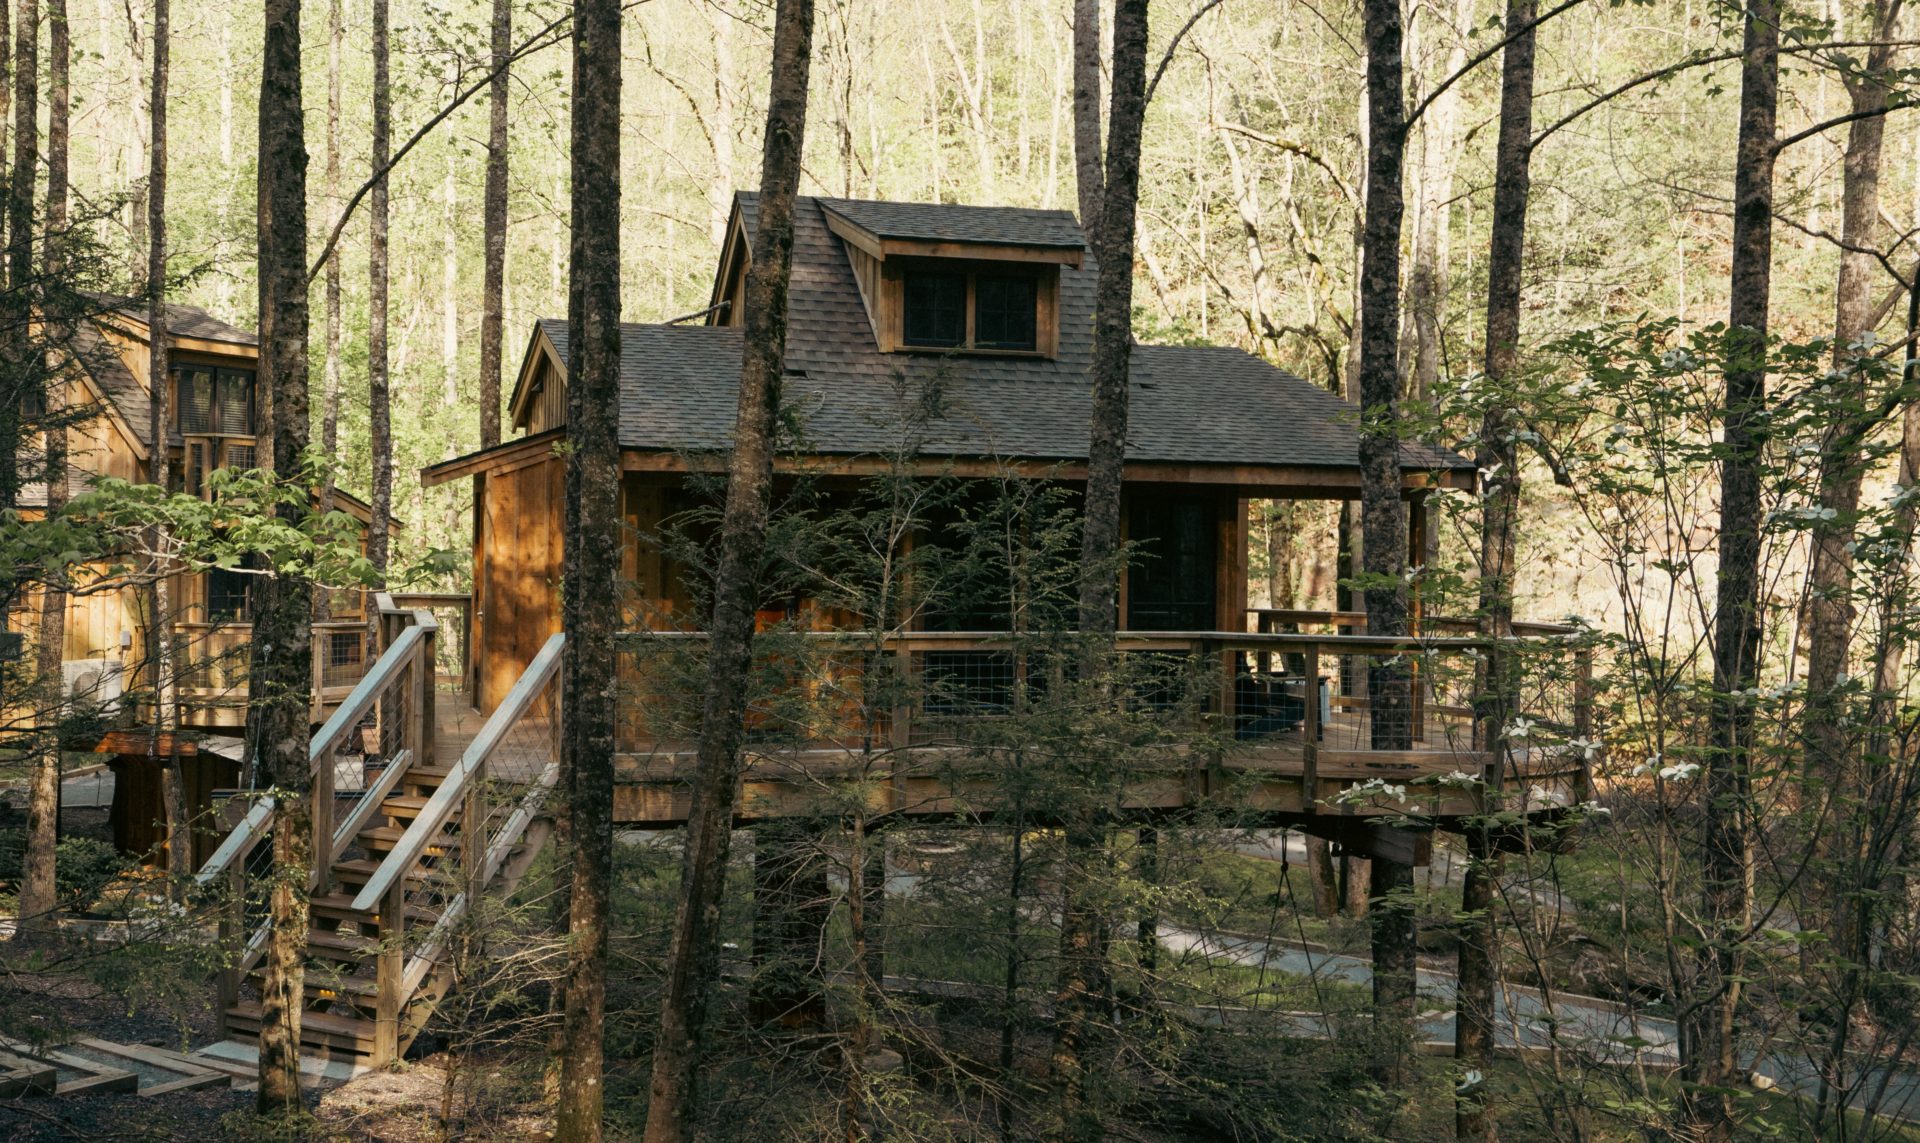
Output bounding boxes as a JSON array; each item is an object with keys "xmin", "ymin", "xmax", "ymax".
[
  {"xmin": 617, "ymin": 627, "xmax": 1571, "ymax": 654},
  {"xmin": 196, "ymin": 608, "xmax": 437, "ymax": 884},
  {"xmin": 194, "ymin": 795, "xmax": 275, "ymax": 886},
  {"xmin": 350, "ymin": 632, "xmax": 564, "ymax": 912},
  {"xmin": 399, "ymin": 759, "xmax": 561, "ymax": 997}
]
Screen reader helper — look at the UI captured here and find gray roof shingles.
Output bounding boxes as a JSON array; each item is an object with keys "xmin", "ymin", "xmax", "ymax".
[{"xmin": 540, "ymin": 195, "xmax": 1469, "ymax": 474}]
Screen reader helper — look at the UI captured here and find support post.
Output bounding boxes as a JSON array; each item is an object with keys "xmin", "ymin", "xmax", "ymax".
[
  {"xmin": 374, "ymin": 875, "xmax": 405, "ymax": 1065},
  {"xmin": 311, "ymin": 735, "xmax": 336, "ymax": 894},
  {"xmin": 417, "ymin": 623, "xmax": 438, "ymax": 768}
]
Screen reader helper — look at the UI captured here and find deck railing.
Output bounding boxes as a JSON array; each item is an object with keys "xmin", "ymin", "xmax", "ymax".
[
  {"xmin": 612, "ymin": 612, "xmax": 1597, "ymax": 809},
  {"xmin": 195, "ymin": 593, "xmax": 440, "ymax": 1033},
  {"xmin": 347, "ymin": 632, "xmax": 562, "ymax": 1061}
]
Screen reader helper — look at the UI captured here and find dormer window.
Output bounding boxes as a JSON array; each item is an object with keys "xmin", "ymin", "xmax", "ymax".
[
  {"xmin": 903, "ymin": 271, "xmax": 966, "ymax": 347},
  {"xmin": 896, "ymin": 264, "xmax": 1044, "ymax": 354},
  {"xmin": 808, "ymin": 199, "xmax": 1084, "ymax": 359}
]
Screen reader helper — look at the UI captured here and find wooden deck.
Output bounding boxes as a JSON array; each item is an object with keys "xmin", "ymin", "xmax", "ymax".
[{"xmin": 429, "ymin": 688, "xmax": 1585, "ymax": 836}]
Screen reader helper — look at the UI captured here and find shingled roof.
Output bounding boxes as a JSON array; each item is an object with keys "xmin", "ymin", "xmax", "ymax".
[
  {"xmin": 817, "ymin": 196, "xmax": 1086, "ymax": 249},
  {"xmin": 528, "ymin": 195, "xmax": 1468, "ymax": 476}
]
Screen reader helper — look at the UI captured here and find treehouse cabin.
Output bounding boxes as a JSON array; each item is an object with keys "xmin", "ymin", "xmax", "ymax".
[
  {"xmin": 420, "ymin": 195, "xmax": 1610, "ymax": 838},
  {"xmin": 18, "ymin": 297, "xmax": 390, "ymax": 732}
]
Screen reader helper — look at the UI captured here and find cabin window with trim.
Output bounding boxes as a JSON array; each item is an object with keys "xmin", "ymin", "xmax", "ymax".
[
  {"xmin": 174, "ymin": 366, "xmax": 257, "ymax": 437},
  {"xmin": 205, "ymin": 563, "xmax": 253, "ymax": 623},
  {"xmin": 900, "ymin": 268, "xmax": 1040, "ymax": 353}
]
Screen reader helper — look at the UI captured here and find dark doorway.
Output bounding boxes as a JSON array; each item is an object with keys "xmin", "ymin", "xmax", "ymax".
[{"xmin": 1127, "ymin": 495, "xmax": 1219, "ymax": 631}]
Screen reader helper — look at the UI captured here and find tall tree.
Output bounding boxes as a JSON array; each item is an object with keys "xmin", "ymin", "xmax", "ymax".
[
  {"xmin": 250, "ymin": 0, "xmax": 315, "ymax": 1111},
  {"xmin": 1799, "ymin": 0, "xmax": 1899, "ymax": 892},
  {"xmin": 641, "ymin": 1, "xmax": 816, "ymax": 1137},
  {"xmin": 1356, "ymin": 0, "xmax": 1418, "ymax": 1084},
  {"xmin": 0, "ymin": 0, "xmax": 35, "ymax": 510},
  {"xmin": 14, "ymin": 0, "xmax": 54, "ymax": 940},
  {"xmin": 366, "ymin": 0, "xmax": 392, "ymax": 578},
  {"xmin": 1457, "ymin": 0, "xmax": 1537, "ymax": 1136},
  {"xmin": 319, "ymin": 0, "xmax": 343, "ymax": 513},
  {"xmin": 144, "ymin": 0, "xmax": 183, "ymax": 882},
  {"xmin": 552, "ymin": 0, "xmax": 622, "ymax": 1136},
  {"xmin": 1071, "ymin": 0, "xmax": 1102, "ymax": 235},
  {"xmin": 478, "ymin": 0, "xmax": 510, "ymax": 449},
  {"xmin": 1683, "ymin": 0, "xmax": 1777, "ymax": 1136},
  {"xmin": 1053, "ymin": 1, "xmax": 1149, "ymax": 1137}
]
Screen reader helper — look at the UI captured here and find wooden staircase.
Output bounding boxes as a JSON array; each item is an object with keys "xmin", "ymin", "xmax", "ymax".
[{"xmin": 195, "ymin": 599, "xmax": 563, "ymax": 1074}]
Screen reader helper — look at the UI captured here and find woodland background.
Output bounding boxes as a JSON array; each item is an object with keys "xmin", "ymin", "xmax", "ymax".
[{"xmin": 62, "ymin": 0, "xmax": 1852, "ymax": 616}]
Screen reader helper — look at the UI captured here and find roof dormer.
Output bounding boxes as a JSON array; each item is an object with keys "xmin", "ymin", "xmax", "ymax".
[
  {"xmin": 705, "ymin": 194, "xmax": 1086, "ymax": 360},
  {"xmin": 820, "ymin": 199, "xmax": 1081, "ymax": 358}
]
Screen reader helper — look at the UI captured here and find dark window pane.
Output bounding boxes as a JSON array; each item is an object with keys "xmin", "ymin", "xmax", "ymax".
[
  {"xmin": 975, "ymin": 275, "xmax": 1037, "ymax": 350},
  {"xmin": 207, "ymin": 565, "xmax": 252, "ymax": 622},
  {"xmin": 902, "ymin": 272, "xmax": 966, "ymax": 347},
  {"xmin": 216, "ymin": 370, "xmax": 255, "ymax": 435},
  {"xmin": 178, "ymin": 369, "xmax": 215, "ymax": 433}
]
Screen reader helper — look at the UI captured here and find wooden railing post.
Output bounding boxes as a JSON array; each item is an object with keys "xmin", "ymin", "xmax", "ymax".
[
  {"xmin": 417, "ymin": 622, "xmax": 438, "ymax": 768},
  {"xmin": 889, "ymin": 648, "xmax": 912, "ymax": 751},
  {"xmin": 374, "ymin": 876, "xmax": 404, "ymax": 1065},
  {"xmin": 1302, "ymin": 642, "xmax": 1321, "ymax": 810},
  {"xmin": 311, "ymin": 734, "xmax": 336, "ymax": 894}
]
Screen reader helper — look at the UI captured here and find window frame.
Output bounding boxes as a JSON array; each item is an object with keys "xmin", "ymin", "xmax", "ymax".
[
  {"xmin": 173, "ymin": 363, "xmax": 258, "ymax": 438},
  {"xmin": 889, "ymin": 259, "xmax": 1052, "ymax": 357}
]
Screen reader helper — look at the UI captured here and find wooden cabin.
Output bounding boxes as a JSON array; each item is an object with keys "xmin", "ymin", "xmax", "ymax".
[
  {"xmin": 426, "ymin": 193, "xmax": 1476, "ymax": 719},
  {"xmin": 18, "ymin": 298, "xmax": 389, "ymax": 731}
]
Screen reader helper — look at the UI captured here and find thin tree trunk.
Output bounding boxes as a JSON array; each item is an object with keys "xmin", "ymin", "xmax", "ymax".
[
  {"xmin": 14, "ymin": 0, "xmax": 57, "ymax": 941},
  {"xmin": 642, "ymin": 3, "xmax": 815, "ymax": 1138},
  {"xmin": 551, "ymin": 0, "xmax": 623, "ymax": 1137},
  {"xmin": 1071, "ymin": 0, "xmax": 1102, "ymax": 235},
  {"xmin": 251, "ymin": 0, "xmax": 314, "ymax": 1112},
  {"xmin": 1457, "ymin": 0, "xmax": 1536, "ymax": 1135},
  {"xmin": 318, "ymin": 0, "xmax": 342, "ymax": 529},
  {"xmin": 1054, "ymin": 3, "xmax": 1149, "ymax": 1137},
  {"xmin": 0, "ymin": 0, "xmax": 35, "ymax": 510},
  {"xmin": 1357, "ymin": 0, "xmax": 1418, "ymax": 1082},
  {"xmin": 144, "ymin": 0, "xmax": 181, "ymax": 890},
  {"xmin": 366, "ymin": 0, "xmax": 391, "ymax": 579},
  {"xmin": 1798, "ymin": 0, "xmax": 1898, "ymax": 967},
  {"xmin": 478, "ymin": 0, "xmax": 509, "ymax": 449},
  {"xmin": 1683, "ymin": 1, "xmax": 1776, "ymax": 1136}
]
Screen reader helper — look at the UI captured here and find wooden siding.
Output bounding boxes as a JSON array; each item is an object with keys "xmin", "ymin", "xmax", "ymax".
[{"xmin": 473, "ymin": 453, "xmax": 566, "ymax": 711}]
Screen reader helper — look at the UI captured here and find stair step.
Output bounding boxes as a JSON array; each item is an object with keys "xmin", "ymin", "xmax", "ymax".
[
  {"xmin": 309, "ymin": 892, "xmax": 438, "ymax": 926},
  {"xmin": 223, "ymin": 1002, "xmax": 378, "ymax": 1054},
  {"xmin": 248, "ymin": 966, "xmax": 381, "ymax": 1002},
  {"xmin": 358, "ymin": 825, "xmax": 463, "ymax": 855},
  {"xmin": 380, "ymin": 794, "xmax": 432, "ymax": 819},
  {"xmin": 331, "ymin": 858, "xmax": 459, "ymax": 894},
  {"xmin": 306, "ymin": 928, "xmax": 379, "ymax": 961}
]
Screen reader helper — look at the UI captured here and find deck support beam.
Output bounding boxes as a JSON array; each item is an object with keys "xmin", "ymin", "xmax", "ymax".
[{"xmin": 751, "ymin": 821, "xmax": 831, "ymax": 1029}]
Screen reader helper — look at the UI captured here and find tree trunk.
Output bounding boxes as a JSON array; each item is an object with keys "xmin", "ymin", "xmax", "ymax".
[
  {"xmin": 477, "ymin": 0, "xmax": 509, "ymax": 449},
  {"xmin": 0, "ymin": 0, "xmax": 35, "ymax": 510},
  {"xmin": 1798, "ymin": 0, "xmax": 1896, "ymax": 955},
  {"xmin": 1683, "ymin": 1, "xmax": 1776, "ymax": 1136},
  {"xmin": 1356, "ymin": 0, "xmax": 1418, "ymax": 1081},
  {"xmin": 1053, "ymin": 3, "xmax": 1149, "ymax": 1137},
  {"xmin": 14, "ymin": 0, "xmax": 56, "ymax": 941},
  {"xmin": 366, "ymin": 0, "xmax": 391, "ymax": 579},
  {"xmin": 641, "ymin": 3, "xmax": 815, "ymax": 1139},
  {"xmin": 145, "ymin": 0, "xmax": 182, "ymax": 889},
  {"xmin": 251, "ymin": 0, "xmax": 314, "ymax": 1113},
  {"xmin": 551, "ymin": 0, "xmax": 624, "ymax": 1138},
  {"xmin": 1401, "ymin": 0, "xmax": 1469, "ymax": 405},
  {"xmin": 1070, "ymin": 0, "xmax": 1102, "ymax": 236},
  {"xmin": 1458, "ymin": 0, "xmax": 1536, "ymax": 1135},
  {"xmin": 318, "ymin": 0, "xmax": 342, "ymax": 531}
]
